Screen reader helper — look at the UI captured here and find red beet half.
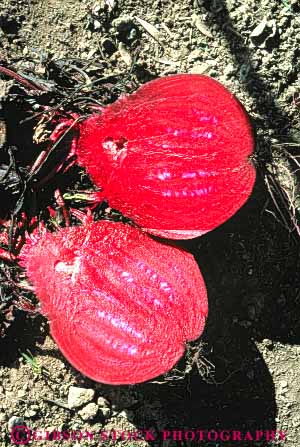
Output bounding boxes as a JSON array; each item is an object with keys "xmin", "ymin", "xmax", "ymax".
[
  {"xmin": 20, "ymin": 221, "xmax": 208, "ymax": 384},
  {"xmin": 77, "ymin": 74, "xmax": 256, "ymax": 239}
]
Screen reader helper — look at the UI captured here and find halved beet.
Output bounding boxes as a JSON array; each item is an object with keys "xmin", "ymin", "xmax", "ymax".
[
  {"xmin": 20, "ymin": 221, "xmax": 208, "ymax": 384},
  {"xmin": 77, "ymin": 74, "xmax": 256, "ymax": 239}
]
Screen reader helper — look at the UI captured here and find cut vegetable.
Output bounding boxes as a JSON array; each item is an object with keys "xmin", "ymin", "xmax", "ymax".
[
  {"xmin": 77, "ymin": 74, "xmax": 256, "ymax": 239},
  {"xmin": 20, "ymin": 220, "xmax": 208, "ymax": 384}
]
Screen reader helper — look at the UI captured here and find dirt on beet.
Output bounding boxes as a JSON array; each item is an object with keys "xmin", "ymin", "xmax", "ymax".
[{"xmin": 1, "ymin": 0, "xmax": 300, "ymax": 446}]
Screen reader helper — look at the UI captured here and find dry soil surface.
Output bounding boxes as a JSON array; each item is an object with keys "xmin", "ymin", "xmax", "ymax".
[{"xmin": 1, "ymin": 0, "xmax": 300, "ymax": 446}]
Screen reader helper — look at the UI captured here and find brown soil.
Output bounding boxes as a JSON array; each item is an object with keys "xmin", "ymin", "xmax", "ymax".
[{"xmin": 1, "ymin": 0, "xmax": 300, "ymax": 446}]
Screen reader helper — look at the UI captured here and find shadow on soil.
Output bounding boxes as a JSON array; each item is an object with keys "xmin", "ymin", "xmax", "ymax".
[
  {"xmin": 125, "ymin": 174, "xmax": 299, "ymax": 446},
  {"xmin": 93, "ymin": 175, "xmax": 299, "ymax": 447},
  {"xmin": 125, "ymin": 3, "xmax": 300, "ymax": 444}
]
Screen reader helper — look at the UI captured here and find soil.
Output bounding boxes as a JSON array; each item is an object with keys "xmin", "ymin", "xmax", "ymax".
[{"xmin": 1, "ymin": 0, "xmax": 300, "ymax": 446}]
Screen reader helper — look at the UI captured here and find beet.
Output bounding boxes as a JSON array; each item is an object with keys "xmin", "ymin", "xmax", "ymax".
[
  {"xmin": 20, "ymin": 220, "xmax": 208, "ymax": 384},
  {"xmin": 76, "ymin": 74, "xmax": 256, "ymax": 239}
]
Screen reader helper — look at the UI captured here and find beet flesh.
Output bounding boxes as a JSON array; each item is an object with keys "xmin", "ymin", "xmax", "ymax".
[
  {"xmin": 20, "ymin": 221, "xmax": 208, "ymax": 384},
  {"xmin": 77, "ymin": 74, "xmax": 256, "ymax": 239}
]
